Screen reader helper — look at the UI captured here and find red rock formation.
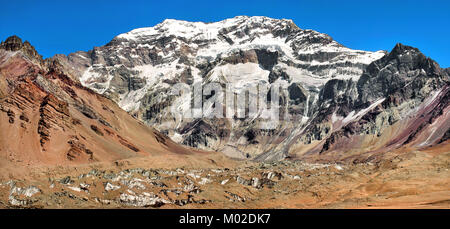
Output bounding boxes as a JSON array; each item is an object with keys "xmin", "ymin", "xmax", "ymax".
[{"xmin": 0, "ymin": 36, "xmax": 200, "ymax": 167}]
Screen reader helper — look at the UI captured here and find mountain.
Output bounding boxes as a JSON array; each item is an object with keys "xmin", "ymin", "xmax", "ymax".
[
  {"xmin": 0, "ymin": 17, "xmax": 449, "ymax": 210},
  {"xmin": 52, "ymin": 16, "xmax": 449, "ymax": 161},
  {"xmin": 0, "ymin": 35, "xmax": 210, "ymax": 170},
  {"xmin": 264, "ymin": 43, "xmax": 450, "ymax": 161}
]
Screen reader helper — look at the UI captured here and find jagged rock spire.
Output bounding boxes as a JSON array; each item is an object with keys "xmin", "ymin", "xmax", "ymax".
[{"xmin": 0, "ymin": 35, "xmax": 43, "ymax": 62}]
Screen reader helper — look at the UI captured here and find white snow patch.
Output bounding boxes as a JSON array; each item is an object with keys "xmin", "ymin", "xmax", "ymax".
[{"xmin": 343, "ymin": 98, "xmax": 386, "ymax": 125}]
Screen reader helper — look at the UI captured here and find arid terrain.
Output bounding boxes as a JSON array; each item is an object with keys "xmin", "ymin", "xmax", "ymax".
[{"xmin": 1, "ymin": 142, "xmax": 448, "ymax": 209}]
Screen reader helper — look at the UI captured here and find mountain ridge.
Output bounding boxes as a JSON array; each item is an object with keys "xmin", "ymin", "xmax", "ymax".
[
  {"xmin": 0, "ymin": 37, "xmax": 223, "ymax": 170},
  {"xmin": 4, "ymin": 16, "xmax": 447, "ymax": 162},
  {"xmin": 42, "ymin": 16, "xmax": 449, "ymax": 162}
]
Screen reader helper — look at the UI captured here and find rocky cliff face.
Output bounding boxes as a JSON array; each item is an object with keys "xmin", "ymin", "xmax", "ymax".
[
  {"xmin": 0, "ymin": 36, "xmax": 43, "ymax": 65},
  {"xmin": 0, "ymin": 36, "xmax": 201, "ymax": 167},
  {"xmin": 263, "ymin": 43, "xmax": 450, "ymax": 162},
  {"xmin": 52, "ymin": 16, "xmax": 449, "ymax": 161}
]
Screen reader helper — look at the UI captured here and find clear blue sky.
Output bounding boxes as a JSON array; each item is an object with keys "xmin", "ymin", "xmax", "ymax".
[{"xmin": 1, "ymin": 0, "xmax": 449, "ymax": 67}]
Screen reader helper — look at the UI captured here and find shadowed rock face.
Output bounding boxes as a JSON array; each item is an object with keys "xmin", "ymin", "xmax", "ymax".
[
  {"xmin": 47, "ymin": 16, "xmax": 449, "ymax": 161},
  {"xmin": 0, "ymin": 35, "xmax": 43, "ymax": 65},
  {"xmin": 288, "ymin": 82, "xmax": 307, "ymax": 105},
  {"xmin": 357, "ymin": 43, "xmax": 446, "ymax": 105},
  {"xmin": 273, "ymin": 43, "xmax": 449, "ymax": 162}
]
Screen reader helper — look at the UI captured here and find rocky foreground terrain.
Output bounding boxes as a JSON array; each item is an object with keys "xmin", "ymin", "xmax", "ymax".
[{"xmin": 1, "ymin": 144, "xmax": 448, "ymax": 209}]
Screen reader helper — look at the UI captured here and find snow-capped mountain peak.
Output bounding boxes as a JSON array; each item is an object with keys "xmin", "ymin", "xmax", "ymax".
[{"xmin": 53, "ymin": 16, "xmax": 396, "ymax": 158}]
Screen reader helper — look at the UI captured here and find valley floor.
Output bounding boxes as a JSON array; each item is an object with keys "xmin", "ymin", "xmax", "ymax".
[{"xmin": 0, "ymin": 144, "xmax": 449, "ymax": 209}]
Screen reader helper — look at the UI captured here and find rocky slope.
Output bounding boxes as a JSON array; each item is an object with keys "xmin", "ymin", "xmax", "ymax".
[
  {"xmin": 1, "ymin": 145, "xmax": 449, "ymax": 209},
  {"xmin": 52, "ymin": 16, "xmax": 449, "ymax": 161},
  {"xmin": 0, "ymin": 36, "xmax": 212, "ymax": 170},
  {"xmin": 261, "ymin": 43, "xmax": 450, "ymax": 161}
]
